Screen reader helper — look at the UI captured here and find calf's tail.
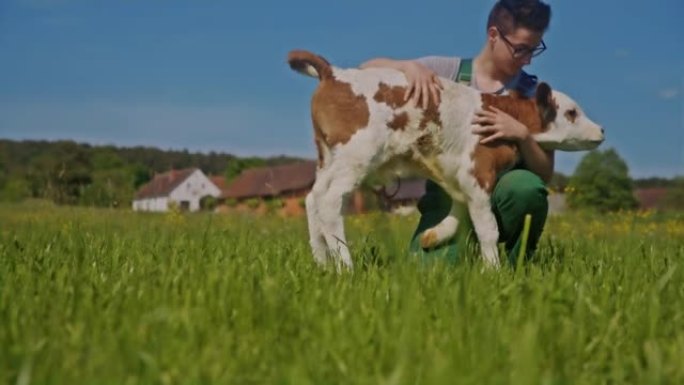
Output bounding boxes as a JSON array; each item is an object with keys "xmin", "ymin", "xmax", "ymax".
[{"xmin": 287, "ymin": 50, "xmax": 333, "ymax": 81}]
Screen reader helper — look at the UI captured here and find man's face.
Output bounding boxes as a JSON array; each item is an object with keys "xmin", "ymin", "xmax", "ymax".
[{"xmin": 489, "ymin": 26, "xmax": 545, "ymax": 76}]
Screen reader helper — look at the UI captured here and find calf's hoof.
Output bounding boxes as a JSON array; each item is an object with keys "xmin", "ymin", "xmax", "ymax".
[{"xmin": 419, "ymin": 230, "xmax": 439, "ymax": 249}]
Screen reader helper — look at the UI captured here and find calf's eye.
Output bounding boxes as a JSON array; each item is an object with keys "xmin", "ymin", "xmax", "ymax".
[{"xmin": 564, "ymin": 108, "xmax": 578, "ymax": 123}]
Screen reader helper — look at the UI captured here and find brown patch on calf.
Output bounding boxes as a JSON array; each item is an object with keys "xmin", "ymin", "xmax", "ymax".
[
  {"xmin": 388, "ymin": 112, "xmax": 409, "ymax": 131},
  {"xmin": 470, "ymin": 93, "xmax": 543, "ymax": 193},
  {"xmin": 419, "ymin": 97, "xmax": 442, "ymax": 130},
  {"xmin": 311, "ymin": 78, "xmax": 370, "ymax": 150},
  {"xmin": 471, "ymin": 144, "xmax": 518, "ymax": 193},
  {"xmin": 373, "ymin": 82, "xmax": 409, "ymax": 109},
  {"xmin": 480, "ymin": 93, "xmax": 543, "ymax": 134},
  {"xmin": 312, "ymin": 120, "xmax": 327, "ymax": 166},
  {"xmin": 372, "ymin": 82, "xmax": 442, "ymax": 131}
]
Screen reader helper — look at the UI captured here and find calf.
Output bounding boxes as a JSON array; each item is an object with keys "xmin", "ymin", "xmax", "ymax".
[{"xmin": 288, "ymin": 49, "xmax": 604, "ymax": 269}]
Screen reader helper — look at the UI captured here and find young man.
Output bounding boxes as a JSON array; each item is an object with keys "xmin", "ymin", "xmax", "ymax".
[{"xmin": 360, "ymin": 0, "xmax": 553, "ymax": 264}]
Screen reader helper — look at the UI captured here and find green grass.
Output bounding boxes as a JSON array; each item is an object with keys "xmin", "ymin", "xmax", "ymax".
[{"xmin": 1, "ymin": 203, "xmax": 683, "ymax": 384}]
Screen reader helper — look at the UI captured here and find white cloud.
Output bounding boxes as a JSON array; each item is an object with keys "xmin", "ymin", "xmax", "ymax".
[{"xmin": 658, "ymin": 88, "xmax": 680, "ymax": 100}]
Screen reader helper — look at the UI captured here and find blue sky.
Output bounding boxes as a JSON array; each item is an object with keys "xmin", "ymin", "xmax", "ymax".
[{"xmin": 0, "ymin": 0, "xmax": 682, "ymax": 178}]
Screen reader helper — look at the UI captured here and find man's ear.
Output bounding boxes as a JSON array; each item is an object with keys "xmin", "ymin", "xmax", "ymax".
[
  {"xmin": 487, "ymin": 26, "xmax": 498, "ymax": 43},
  {"xmin": 536, "ymin": 82, "xmax": 557, "ymax": 126}
]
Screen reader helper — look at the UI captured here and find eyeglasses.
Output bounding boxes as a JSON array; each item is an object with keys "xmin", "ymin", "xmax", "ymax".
[{"xmin": 496, "ymin": 27, "xmax": 546, "ymax": 59}]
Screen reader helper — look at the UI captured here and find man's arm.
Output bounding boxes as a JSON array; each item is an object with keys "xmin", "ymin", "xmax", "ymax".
[
  {"xmin": 472, "ymin": 107, "xmax": 555, "ymax": 183},
  {"xmin": 518, "ymin": 138, "xmax": 554, "ymax": 183},
  {"xmin": 360, "ymin": 58, "xmax": 410, "ymax": 71}
]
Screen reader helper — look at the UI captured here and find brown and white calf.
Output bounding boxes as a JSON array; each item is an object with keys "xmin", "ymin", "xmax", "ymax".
[{"xmin": 288, "ymin": 49, "xmax": 604, "ymax": 269}]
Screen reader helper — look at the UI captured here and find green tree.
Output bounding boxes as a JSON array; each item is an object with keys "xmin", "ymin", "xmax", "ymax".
[
  {"xmin": 79, "ymin": 151, "xmax": 136, "ymax": 207},
  {"xmin": 0, "ymin": 177, "xmax": 30, "ymax": 202},
  {"xmin": 567, "ymin": 148, "xmax": 638, "ymax": 212},
  {"xmin": 132, "ymin": 164, "xmax": 152, "ymax": 188},
  {"xmin": 51, "ymin": 142, "xmax": 93, "ymax": 204},
  {"xmin": 80, "ymin": 168, "xmax": 135, "ymax": 208},
  {"xmin": 224, "ymin": 159, "xmax": 245, "ymax": 183},
  {"xmin": 224, "ymin": 158, "xmax": 267, "ymax": 183},
  {"xmin": 566, "ymin": 148, "xmax": 638, "ymax": 212}
]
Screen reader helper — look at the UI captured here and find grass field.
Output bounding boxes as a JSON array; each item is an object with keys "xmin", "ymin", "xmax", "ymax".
[{"xmin": 1, "ymin": 202, "xmax": 683, "ymax": 384}]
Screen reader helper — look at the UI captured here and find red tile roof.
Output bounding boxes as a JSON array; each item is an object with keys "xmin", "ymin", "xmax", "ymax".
[
  {"xmin": 635, "ymin": 187, "xmax": 669, "ymax": 209},
  {"xmin": 210, "ymin": 176, "xmax": 228, "ymax": 191},
  {"xmin": 134, "ymin": 168, "xmax": 197, "ymax": 199},
  {"xmin": 224, "ymin": 161, "xmax": 316, "ymax": 199}
]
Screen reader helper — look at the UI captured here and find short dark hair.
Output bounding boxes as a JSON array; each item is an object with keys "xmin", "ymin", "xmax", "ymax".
[{"xmin": 487, "ymin": 0, "xmax": 551, "ymax": 34}]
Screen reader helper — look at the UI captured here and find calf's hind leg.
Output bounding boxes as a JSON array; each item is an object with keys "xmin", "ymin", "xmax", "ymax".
[{"xmin": 305, "ymin": 190, "xmax": 327, "ymax": 266}]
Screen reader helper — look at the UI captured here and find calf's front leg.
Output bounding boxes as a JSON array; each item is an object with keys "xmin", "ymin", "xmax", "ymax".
[{"xmin": 467, "ymin": 193, "xmax": 501, "ymax": 268}]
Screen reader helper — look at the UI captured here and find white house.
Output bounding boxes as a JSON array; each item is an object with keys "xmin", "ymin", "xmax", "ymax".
[{"xmin": 132, "ymin": 168, "xmax": 221, "ymax": 212}]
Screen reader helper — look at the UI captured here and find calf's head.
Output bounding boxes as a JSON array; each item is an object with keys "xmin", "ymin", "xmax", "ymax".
[{"xmin": 533, "ymin": 83, "xmax": 604, "ymax": 151}]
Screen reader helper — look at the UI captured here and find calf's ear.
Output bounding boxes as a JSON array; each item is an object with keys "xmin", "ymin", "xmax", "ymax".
[{"xmin": 536, "ymin": 82, "xmax": 557, "ymax": 126}]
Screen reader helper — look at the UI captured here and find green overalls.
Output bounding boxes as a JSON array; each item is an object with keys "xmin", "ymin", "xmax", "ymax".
[{"xmin": 408, "ymin": 59, "xmax": 549, "ymax": 266}]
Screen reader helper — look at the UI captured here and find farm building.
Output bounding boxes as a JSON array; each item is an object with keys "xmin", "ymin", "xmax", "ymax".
[
  {"xmin": 219, "ymin": 161, "xmax": 432, "ymax": 215},
  {"xmin": 132, "ymin": 168, "xmax": 221, "ymax": 212},
  {"xmin": 634, "ymin": 187, "xmax": 670, "ymax": 210},
  {"xmin": 221, "ymin": 161, "xmax": 317, "ymax": 215},
  {"xmin": 375, "ymin": 178, "xmax": 426, "ymax": 214}
]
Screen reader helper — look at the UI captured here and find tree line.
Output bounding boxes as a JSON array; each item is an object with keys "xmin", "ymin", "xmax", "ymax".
[
  {"xmin": 0, "ymin": 139, "xmax": 681, "ymax": 211},
  {"xmin": 0, "ymin": 139, "xmax": 302, "ymax": 207}
]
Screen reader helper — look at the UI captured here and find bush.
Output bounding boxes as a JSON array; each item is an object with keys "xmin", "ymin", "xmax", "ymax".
[
  {"xmin": 567, "ymin": 148, "xmax": 638, "ymax": 212},
  {"xmin": 245, "ymin": 198, "xmax": 261, "ymax": 210},
  {"xmin": 200, "ymin": 195, "xmax": 217, "ymax": 211},
  {"xmin": 265, "ymin": 198, "xmax": 284, "ymax": 213}
]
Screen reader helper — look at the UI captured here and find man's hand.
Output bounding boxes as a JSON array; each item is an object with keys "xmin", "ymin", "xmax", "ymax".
[
  {"xmin": 471, "ymin": 106, "xmax": 529, "ymax": 144},
  {"xmin": 359, "ymin": 58, "xmax": 443, "ymax": 110},
  {"xmin": 401, "ymin": 61, "xmax": 443, "ymax": 109}
]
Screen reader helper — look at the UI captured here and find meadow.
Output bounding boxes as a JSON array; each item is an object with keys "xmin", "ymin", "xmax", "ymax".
[{"xmin": 1, "ymin": 202, "xmax": 683, "ymax": 384}]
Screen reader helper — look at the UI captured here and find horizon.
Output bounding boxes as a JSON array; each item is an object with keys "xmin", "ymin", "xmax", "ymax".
[
  {"xmin": 1, "ymin": 0, "xmax": 682, "ymax": 178},
  {"xmin": 4, "ymin": 137, "xmax": 680, "ymax": 181}
]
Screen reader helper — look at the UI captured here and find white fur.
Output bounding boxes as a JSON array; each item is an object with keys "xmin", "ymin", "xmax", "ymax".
[
  {"xmin": 303, "ymin": 65, "xmax": 319, "ymax": 79},
  {"xmin": 301, "ymin": 66, "xmax": 603, "ymax": 270}
]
